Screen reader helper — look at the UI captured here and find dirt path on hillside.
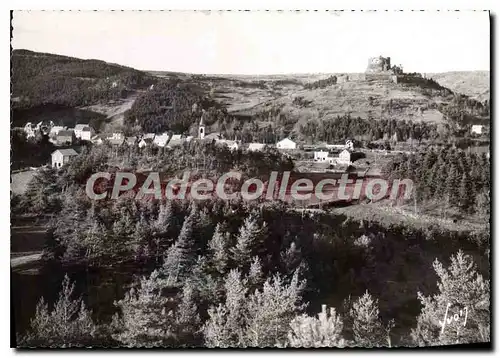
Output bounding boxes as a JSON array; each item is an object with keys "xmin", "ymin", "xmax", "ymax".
[{"xmin": 82, "ymin": 90, "xmax": 145, "ymax": 132}]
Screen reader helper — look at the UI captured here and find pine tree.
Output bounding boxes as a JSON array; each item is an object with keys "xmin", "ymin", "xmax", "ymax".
[
  {"xmin": 22, "ymin": 166, "xmax": 61, "ymax": 214},
  {"xmin": 162, "ymin": 206, "xmax": 199, "ymax": 285},
  {"xmin": 230, "ymin": 214, "xmax": 267, "ymax": 270},
  {"xmin": 187, "ymin": 255, "xmax": 219, "ymax": 305},
  {"xmin": 203, "ymin": 269, "xmax": 248, "ymax": 347},
  {"xmin": 435, "ymin": 159, "xmax": 449, "ymax": 199},
  {"xmin": 82, "ymin": 220, "xmax": 107, "ymax": 264},
  {"xmin": 110, "ymin": 209, "xmax": 135, "ymax": 257},
  {"xmin": 458, "ymin": 172, "xmax": 474, "ymax": 213},
  {"xmin": 445, "ymin": 163, "xmax": 460, "ymax": 207},
  {"xmin": 207, "ymin": 223, "xmax": 230, "ymax": 275},
  {"xmin": 113, "ymin": 270, "xmax": 177, "ymax": 347},
  {"xmin": 411, "ymin": 250, "xmax": 490, "ymax": 346},
  {"xmin": 244, "ymin": 270, "xmax": 306, "ymax": 347},
  {"xmin": 152, "ymin": 201, "xmax": 174, "ymax": 262},
  {"xmin": 131, "ymin": 214, "xmax": 151, "ymax": 260},
  {"xmin": 420, "ymin": 149, "xmax": 437, "ymax": 199},
  {"xmin": 20, "ymin": 275, "xmax": 97, "ymax": 347},
  {"xmin": 174, "ymin": 281, "xmax": 201, "ymax": 346},
  {"xmin": 280, "ymin": 241, "xmax": 306, "ymax": 279},
  {"xmin": 288, "ymin": 304, "xmax": 345, "ymax": 348},
  {"xmin": 178, "ymin": 204, "xmax": 199, "ymax": 245},
  {"xmin": 349, "ymin": 291, "xmax": 387, "ymax": 347},
  {"xmin": 247, "ymin": 256, "xmax": 264, "ymax": 289},
  {"xmin": 475, "ymin": 189, "xmax": 490, "ymax": 218}
]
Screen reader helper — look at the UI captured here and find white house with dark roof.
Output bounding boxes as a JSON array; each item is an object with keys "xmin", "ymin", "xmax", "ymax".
[
  {"xmin": 73, "ymin": 124, "xmax": 94, "ymax": 141},
  {"xmin": 74, "ymin": 124, "xmax": 87, "ymax": 139},
  {"xmin": 51, "ymin": 148, "xmax": 78, "ymax": 168},
  {"xmin": 337, "ymin": 149, "xmax": 352, "ymax": 165},
  {"xmin": 314, "ymin": 150, "xmax": 330, "ymax": 162},
  {"xmin": 276, "ymin": 138, "xmax": 297, "ymax": 150},
  {"xmin": 81, "ymin": 127, "xmax": 94, "ymax": 141}
]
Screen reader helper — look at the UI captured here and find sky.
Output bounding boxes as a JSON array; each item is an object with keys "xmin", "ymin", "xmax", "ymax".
[{"xmin": 12, "ymin": 10, "xmax": 490, "ymax": 74}]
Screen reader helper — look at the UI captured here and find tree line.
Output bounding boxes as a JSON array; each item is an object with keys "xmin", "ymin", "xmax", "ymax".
[{"xmin": 299, "ymin": 114, "xmax": 446, "ymax": 144}]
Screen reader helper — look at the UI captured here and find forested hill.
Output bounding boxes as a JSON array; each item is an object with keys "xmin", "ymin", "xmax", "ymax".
[{"xmin": 11, "ymin": 49, "xmax": 157, "ymax": 109}]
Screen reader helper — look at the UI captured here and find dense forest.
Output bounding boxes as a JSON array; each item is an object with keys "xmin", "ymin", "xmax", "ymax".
[
  {"xmin": 383, "ymin": 146, "xmax": 490, "ymax": 217},
  {"xmin": 13, "ymin": 143, "xmax": 490, "ymax": 347},
  {"xmin": 124, "ymin": 80, "xmax": 225, "ymax": 134},
  {"xmin": 11, "ymin": 50, "xmax": 156, "ymax": 109}
]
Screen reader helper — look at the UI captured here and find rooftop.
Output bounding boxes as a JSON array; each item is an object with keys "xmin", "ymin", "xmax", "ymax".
[{"xmin": 53, "ymin": 148, "xmax": 78, "ymax": 156}]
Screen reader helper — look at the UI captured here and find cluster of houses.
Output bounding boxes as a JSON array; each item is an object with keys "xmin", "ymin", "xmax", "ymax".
[
  {"xmin": 24, "ymin": 121, "xmax": 95, "ymax": 145},
  {"xmin": 49, "ymin": 116, "xmax": 300, "ymax": 168},
  {"xmin": 312, "ymin": 140, "xmax": 359, "ymax": 166},
  {"xmin": 45, "ymin": 112, "xmax": 370, "ymax": 169}
]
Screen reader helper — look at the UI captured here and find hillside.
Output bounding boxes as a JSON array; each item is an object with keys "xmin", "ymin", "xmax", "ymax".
[
  {"xmin": 11, "ymin": 51, "xmax": 490, "ymax": 140},
  {"xmin": 427, "ymin": 71, "xmax": 490, "ymax": 102},
  {"xmin": 11, "ymin": 50, "xmax": 160, "ymax": 131}
]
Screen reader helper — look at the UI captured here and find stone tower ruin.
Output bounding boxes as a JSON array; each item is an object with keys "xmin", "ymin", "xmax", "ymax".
[{"xmin": 366, "ymin": 56, "xmax": 392, "ymax": 73}]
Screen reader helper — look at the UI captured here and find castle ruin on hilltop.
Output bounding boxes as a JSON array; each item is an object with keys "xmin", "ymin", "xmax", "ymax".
[
  {"xmin": 337, "ymin": 55, "xmax": 404, "ymax": 84},
  {"xmin": 366, "ymin": 56, "xmax": 392, "ymax": 73},
  {"xmin": 365, "ymin": 55, "xmax": 402, "ymax": 83}
]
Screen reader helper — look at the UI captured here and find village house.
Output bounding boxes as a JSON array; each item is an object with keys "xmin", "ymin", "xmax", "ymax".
[
  {"xmin": 51, "ymin": 148, "xmax": 78, "ymax": 168},
  {"xmin": 107, "ymin": 132, "xmax": 125, "ymax": 146},
  {"xmin": 337, "ymin": 149, "xmax": 352, "ymax": 165},
  {"xmin": 216, "ymin": 139, "xmax": 240, "ymax": 151},
  {"xmin": 74, "ymin": 124, "xmax": 87, "ymax": 139},
  {"xmin": 81, "ymin": 127, "xmax": 94, "ymax": 141},
  {"xmin": 276, "ymin": 138, "xmax": 297, "ymax": 150},
  {"xmin": 125, "ymin": 136, "xmax": 138, "ymax": 146},
  {"xmin": 49, "ymin": 126, "xmax": 66, "ymax": 137},
  {"xmin": 314, "ymin": 150, "xmax": 330, "ymax": 163},
  {"xmin": 153, "ymin": 133, "xmax": 170, "ymax": 147},
  {"xmin": 56, "ymin": 130, "xmax": 75, "ymax": 146},
  {"xmin": 471, "ymin": 125, "xmax": 483, "ymax": 135},
  {"xmin": 333, "ymin": 148, "xmax": 364, "ymax": 166},
  {"xmin": 74, "ymin": 124, "xmax": 95, "ymax": 141},
  {"xmin": 248, "ymin": 143, "xmax": 267, "ymax": 152},
  {"xmin": 138, "ymin": 137, "xmax": 154, "ymax": 148}
]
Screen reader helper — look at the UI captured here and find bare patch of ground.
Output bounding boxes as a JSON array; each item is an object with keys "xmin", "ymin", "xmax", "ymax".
[{"xmin": 11, "ymin": 170, "xmax": 35, "ymax": 195}]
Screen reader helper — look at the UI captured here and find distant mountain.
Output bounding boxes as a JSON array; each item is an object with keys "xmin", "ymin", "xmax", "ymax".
[
  {"xmin": 427, "ymin": 71, "xmax": 490, "ymax": 102},
  {"xmin": 11, "ymin": 49, "xmax": 157, "ymax": 110}
]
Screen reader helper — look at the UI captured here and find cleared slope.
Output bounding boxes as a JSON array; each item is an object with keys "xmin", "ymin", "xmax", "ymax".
[
  {"xmin": 218, "ymin": 76, "xmax": 452, "ymax": 134},
  {"xmin": 427, "ymin": 71, "xmax": 490, "ymax": 101}
]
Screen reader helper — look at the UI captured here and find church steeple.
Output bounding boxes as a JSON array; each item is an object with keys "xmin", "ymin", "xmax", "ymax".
[{"xmin": 199, "ymin": 110, "xmax": 206, "ymax": 139}]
